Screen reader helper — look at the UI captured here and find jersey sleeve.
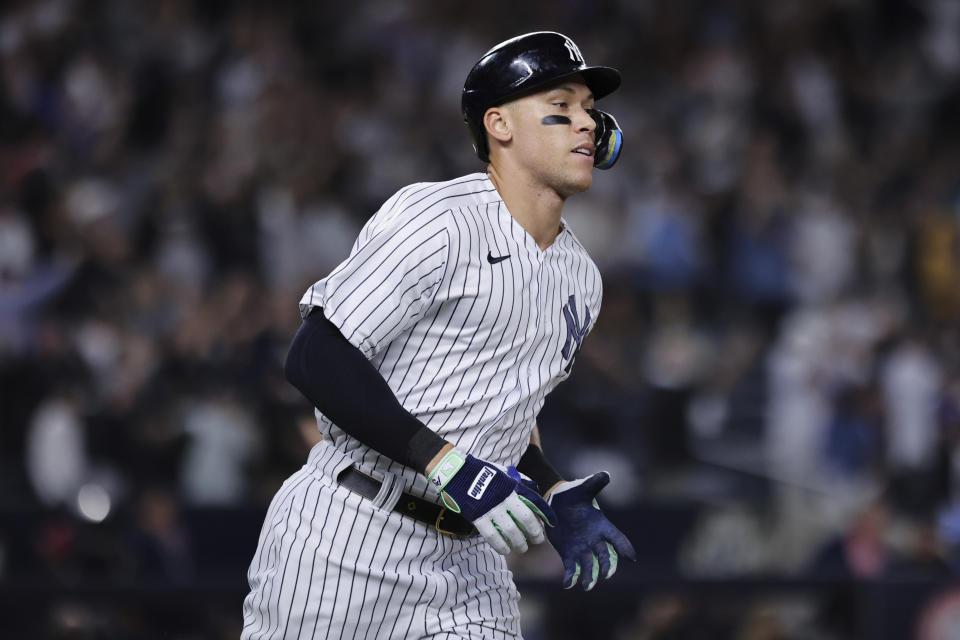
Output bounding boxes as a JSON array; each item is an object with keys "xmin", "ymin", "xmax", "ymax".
[{"xmin": 298, "ymin": 208, "xmax": 450, "ymax": 358}]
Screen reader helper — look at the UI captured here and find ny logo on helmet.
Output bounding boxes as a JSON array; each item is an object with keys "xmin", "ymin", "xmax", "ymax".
[
  {"xmin": 561, "ymin": 294, "xmax": 591, "ymax": 373},
  {"xmin": 563, "ymin": 39, "xmax": 585, "ymax": 64}
]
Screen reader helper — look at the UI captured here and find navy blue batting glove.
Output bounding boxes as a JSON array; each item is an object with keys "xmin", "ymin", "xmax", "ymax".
[
  {"xmin": 545, "ymin": 472, "xmax": 637, "ymax": 590},
  {"xmin": 428, "ymin": 449, "xmax": 557, "ymax": 555}
]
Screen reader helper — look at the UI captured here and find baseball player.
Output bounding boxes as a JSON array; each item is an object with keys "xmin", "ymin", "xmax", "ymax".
[{"xmin": 241, "ymin": 31, "xmax": 635, "ymax": 639}]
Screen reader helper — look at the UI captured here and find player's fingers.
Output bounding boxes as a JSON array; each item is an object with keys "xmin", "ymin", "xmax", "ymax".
[
  {"xmin": 507, "ymin": 465, "xmax": 540, "ymax": 494},
  {"xmin": 578, "ymin": 551, "xmax": 599, "ymax": 591},
  {"xmin": 516, "ymin": 482, "xmax": 557, "ymax": 527},
  {"xmin": 605, "ymin": 524, "xmax": 637, "ymax": 562},
  {"xmin": 497, "ymin": 518, "xmax": 528, "ymax": 554},
  {"xmin": 562, "ymin": 558, "xmax": 580, "ymax": 590},
  {"xmin": 490, "ymin": 503, "xmax": 529, "ymax": 553},
  {"xmin": 520, "ymin": 477, "xmax": 540, "ymax": 494},
  {"xmin": 580, "ymin": 471, "xmax": 611, "ymax": 501},
  {"xmin": 474, "ymin": 518, "xmax": 511, "ymax": 555},
  {"xmin": 506, "ymin": 510, "xmax": 538, "ymax": 550},
  {"xmin": 606, "ymin": 542, "xmax": 621, "ymax": 579},
  {"xmin": 593, "ymin": 540, "xmax": 613, "ymax": 580},
  {"xmin": 511, "ymin": 496, "xmax": 546, "ymax": 544}
]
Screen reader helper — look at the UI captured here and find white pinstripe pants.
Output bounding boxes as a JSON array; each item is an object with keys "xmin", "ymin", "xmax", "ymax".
[{"xmin": 241, "ymin": 442, "xmax": 523, "ymax": 639}]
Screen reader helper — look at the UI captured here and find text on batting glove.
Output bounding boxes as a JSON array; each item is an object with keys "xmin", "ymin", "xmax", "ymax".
[
  {"xmin": 546, "ymin": 471, "xmax": 637, "ymax": 590},
  {"xmin": 428, "ymin": 448, "xmax": 557, "ymax": 555}
]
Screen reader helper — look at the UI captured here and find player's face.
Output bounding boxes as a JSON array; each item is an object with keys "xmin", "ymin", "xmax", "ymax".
[{"xmin": 505, "ymin": 77, "xmax": 597, "ymax": 197}]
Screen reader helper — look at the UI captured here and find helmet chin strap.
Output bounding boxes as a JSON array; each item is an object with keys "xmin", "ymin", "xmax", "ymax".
[{"xmin": 539, "ymin": 112, "xmax": 624, "ymax": 169}]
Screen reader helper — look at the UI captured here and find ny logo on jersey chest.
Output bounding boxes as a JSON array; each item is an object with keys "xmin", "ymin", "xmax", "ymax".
[{"xmin": 560, "ymin": 294, "xmax": 591, "ymax": 373}]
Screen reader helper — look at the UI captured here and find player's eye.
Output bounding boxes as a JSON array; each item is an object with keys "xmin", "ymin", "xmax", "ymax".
[{"xmin": 552, "ymin": 102, "xmax": 568, "ymax": 109}]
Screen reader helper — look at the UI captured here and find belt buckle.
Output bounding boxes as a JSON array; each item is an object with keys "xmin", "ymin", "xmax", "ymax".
[{"xmin": 434, "ymin": 507, "xmax": 457, "ymax": 536}]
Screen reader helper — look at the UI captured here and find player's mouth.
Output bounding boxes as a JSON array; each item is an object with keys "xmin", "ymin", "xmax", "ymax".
[{"xmin": 572, "ymin": 143, "xmax": 595, "ymax": 159}]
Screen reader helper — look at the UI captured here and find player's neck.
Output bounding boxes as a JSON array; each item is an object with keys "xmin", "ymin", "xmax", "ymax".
[{"xmin": 486, "ymin": 165, "xmax": 564, "ymax": 251}]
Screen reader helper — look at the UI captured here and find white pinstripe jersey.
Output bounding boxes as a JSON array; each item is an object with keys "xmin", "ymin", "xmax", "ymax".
[{"xmin": 299, "ymin": 172, "xmax": 602, "ymax": 503}]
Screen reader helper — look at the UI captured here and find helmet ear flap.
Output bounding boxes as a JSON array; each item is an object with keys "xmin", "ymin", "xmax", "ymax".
[
  {"xmin": 465, "ymin": 116, "xmax": 490, "ymax": 163},
  {"xmin": 589, "ymin": 109, "xmax": 623, "ymax": 170}
]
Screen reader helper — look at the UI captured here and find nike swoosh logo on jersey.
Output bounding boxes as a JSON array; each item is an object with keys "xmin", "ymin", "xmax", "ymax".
[{"xmin": 487, "ymin": 251, "xmax": 510, "ymax": 264}]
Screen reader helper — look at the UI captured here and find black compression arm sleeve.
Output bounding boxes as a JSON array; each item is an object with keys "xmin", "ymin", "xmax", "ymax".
[
  {"xmin": 283, "ymin": 310, "xmax": 449, "ymax": 473},
  {"xmin": 517, "ymin": 444, "xmax": 565, "ymax": 495}
]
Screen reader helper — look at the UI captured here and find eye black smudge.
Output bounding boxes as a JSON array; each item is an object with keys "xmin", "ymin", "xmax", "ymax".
[{"xmin": 541, "ymin": 115, "xmax": 571, "ymax": 125}]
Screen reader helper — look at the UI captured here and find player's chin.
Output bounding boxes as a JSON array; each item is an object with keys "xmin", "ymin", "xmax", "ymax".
[{"xmin": 559, "ymin": 169, "xmax": 593, "ymax": 197}]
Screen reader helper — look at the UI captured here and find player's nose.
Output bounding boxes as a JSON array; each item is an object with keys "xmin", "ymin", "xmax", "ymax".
[{"xmin": 574, "ymin": 107, "xmax": 596, "ymax": 133}]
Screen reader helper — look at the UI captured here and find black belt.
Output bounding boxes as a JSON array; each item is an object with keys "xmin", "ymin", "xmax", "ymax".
[{"xmin": 336, "ymin": 466, "xmax": 478, "ymax": 538}]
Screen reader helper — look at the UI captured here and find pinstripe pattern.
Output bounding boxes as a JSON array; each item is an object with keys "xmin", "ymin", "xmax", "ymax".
[
  {"xmin": 242, "ymin": 442, "xmax": 522, "ymax": 639},
  {"xmin": 244, "ymin": 173, "xmax": 601, "ymax": 638}
]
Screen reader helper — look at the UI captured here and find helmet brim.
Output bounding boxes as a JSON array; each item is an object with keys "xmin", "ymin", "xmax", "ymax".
[
  {"xmin": 580, "ymin": 66, "xmax": 621, "ymax": 101},
  {"xmin": 495, "ymin": 65, "xmax": 621, "ymax": 107}
]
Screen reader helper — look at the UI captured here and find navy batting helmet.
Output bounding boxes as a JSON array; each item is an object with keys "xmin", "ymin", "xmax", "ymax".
[{"xmin": 462, "ymin": 31, "xmax": 622, "ymax": 165}]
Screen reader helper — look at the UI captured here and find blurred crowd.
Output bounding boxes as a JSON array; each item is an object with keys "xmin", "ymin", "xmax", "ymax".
[{"xmin": 3, "ymin": 0, "xmax": 960, "ymax": 637}]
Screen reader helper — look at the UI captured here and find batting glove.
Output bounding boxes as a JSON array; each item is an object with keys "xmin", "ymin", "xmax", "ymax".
[
  {"xmin": 545, "ymin": 472, "xmax": 637, "ymax": 590},
  {"xmin": 428, "ymin": 448, "xmax": 557, "ymax": 554}
]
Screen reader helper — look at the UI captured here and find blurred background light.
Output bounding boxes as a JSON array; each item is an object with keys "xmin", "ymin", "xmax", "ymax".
[{"xmin": 76, "ymin": 483, "xmax": 111, "ymax": 523}]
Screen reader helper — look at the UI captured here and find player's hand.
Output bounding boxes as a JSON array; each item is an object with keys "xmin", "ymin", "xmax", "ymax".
[
  {"xmin": 428, "ymin": 448, "xmax": 557, "ymax": 554},
  {"xmin": 545, "ymin": 472, "xmax": 636, "ymax": 590}
]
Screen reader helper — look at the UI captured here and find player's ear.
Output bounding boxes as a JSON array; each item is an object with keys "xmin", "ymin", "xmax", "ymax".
[{"xmin": 483, "ymin": 106, "xmax": 512, "ymax": 145}]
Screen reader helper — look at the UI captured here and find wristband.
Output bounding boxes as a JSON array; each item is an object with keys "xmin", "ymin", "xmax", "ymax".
[{"xmin": 428, "ymin": 448, "xmax": 467, "ymax": 496}]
